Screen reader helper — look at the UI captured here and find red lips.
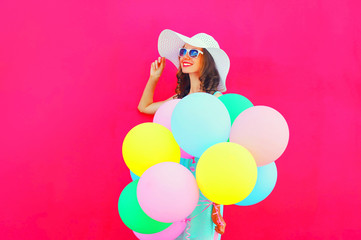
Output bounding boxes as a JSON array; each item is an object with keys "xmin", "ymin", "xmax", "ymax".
[{"xmin": 182, "ymin": 61, "xmax": 193, "ymax": 67}]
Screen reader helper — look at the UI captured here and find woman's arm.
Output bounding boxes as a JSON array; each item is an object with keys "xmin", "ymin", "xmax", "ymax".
[
  {"xmin": 138, "ymin": 57, "xmax": 173, "ymax": 115},
  {"xmin": 212, "ymin": 203, "xmax": 226, "ymax": 235},
  {"xmin": 214, "ymin": 92, "xmax": 222, "ymax": 98}
]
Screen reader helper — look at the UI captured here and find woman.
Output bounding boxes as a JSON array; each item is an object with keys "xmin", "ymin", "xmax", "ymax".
[{"xmin": 138, "ymin": 29, "xmax": 229, "ymax": 239}]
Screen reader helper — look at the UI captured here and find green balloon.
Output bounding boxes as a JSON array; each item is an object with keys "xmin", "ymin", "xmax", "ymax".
[
  {"xmin": 118, "ymin": 180, "xmax": 171, "ymax": 234},
  {"xmin": 219, "ymin": 94, "xmax": 254, "ymax": 124}
]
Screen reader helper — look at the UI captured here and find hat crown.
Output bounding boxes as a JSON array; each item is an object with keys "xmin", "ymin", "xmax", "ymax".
[{"xmin": 191, "ymin": 33, "xmax": 220, "ymax": 49}]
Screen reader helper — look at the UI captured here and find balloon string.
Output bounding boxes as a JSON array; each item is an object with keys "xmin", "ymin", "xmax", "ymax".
[
  {"xmin": 183, "ymin": 200, "xmax": 214, "ymax": 240},
  {"xmin": 190, "ymin": 200, "xmax": 213, "ymax": 220},
  {"xmin": 184, "ymin": 218, "xmax": 191, "ymax": 240},
  {"xmin": 189, "ymin": 157, "xmax": 196, "ymax": 172}
]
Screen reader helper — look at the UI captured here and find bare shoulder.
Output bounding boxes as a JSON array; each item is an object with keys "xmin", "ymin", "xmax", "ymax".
[
  {"xmin": 214, "ymin": 92, "xmax": 223, "ymax": 98},
  {"xmin": 167, "ymin": 94, "xmax": 177, "ymax": 100}
]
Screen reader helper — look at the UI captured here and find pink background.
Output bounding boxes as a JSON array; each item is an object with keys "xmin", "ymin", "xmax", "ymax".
[{"xmin": 1, "ymin": 0, "xmax": 360, "ymax": 239}]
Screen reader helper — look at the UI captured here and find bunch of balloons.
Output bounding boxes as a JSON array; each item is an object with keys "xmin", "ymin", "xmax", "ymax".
[{"xmin": 118, "ymin": 93, "xmax": 289, "ymax": 239}]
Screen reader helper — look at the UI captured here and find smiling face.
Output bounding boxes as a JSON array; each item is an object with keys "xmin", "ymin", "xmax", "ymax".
[{"xmin": 179, "ymin": 43, "xmax": 204, "ymax": 75}]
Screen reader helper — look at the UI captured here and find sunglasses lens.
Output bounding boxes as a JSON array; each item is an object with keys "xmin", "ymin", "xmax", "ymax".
[
  {"xmin": 179, "ymin": 48, "xmax": 187, "ymax": 57},
  {"xmin": 189, "ymin": 49, "xmax": 199, "ymax": 58}
]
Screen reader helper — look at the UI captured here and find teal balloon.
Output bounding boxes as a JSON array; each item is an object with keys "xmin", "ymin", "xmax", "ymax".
[
  {"xmin": 118, "ymin": 180, "xmax": 171, "ymax": 233},
  {"xmin": 236, "ymin": 162, "xmax": 277, "ymax": 206},
  {"xmin": 171, "ymin": 93, "xmax": 231, "ymax": 158},
  {"xmin": 218, "ymin": 94, "xmax": 253, "ymax": 124},
  {"xmin": 130, "ymin": 170, "xmax": 140, "ymax": 181}
]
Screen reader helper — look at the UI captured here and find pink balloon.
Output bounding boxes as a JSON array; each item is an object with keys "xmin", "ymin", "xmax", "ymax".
[
  {"xmin": 153, "ymin": 99, "xmax": 180, "ymax": 130},
  {"xmin": 229, "ymin": 106, "xmax": 289, "ymax": 166},
  {"xmin": 133, "ymin": 221, "xmax": 186, "ymax": 240},
  {"xmin": 154, "ymin": 99, "xmax": 193, "ymax": 159},
  {"xmin": 137, "ymin": 162, "xmax": 199, "ymax": 223}
]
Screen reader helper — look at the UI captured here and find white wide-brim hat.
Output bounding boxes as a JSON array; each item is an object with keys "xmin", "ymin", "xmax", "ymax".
[{"xmin": 158, "ymin": 29, "xmax": 230, "ymax": 92}]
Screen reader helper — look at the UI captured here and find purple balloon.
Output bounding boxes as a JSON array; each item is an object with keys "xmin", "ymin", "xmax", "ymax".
[
  {"xmin": 153, "ymin": 99, "xmax": 193, "ymax": 159},
  {"xmin": 137, "ymin": 162, "xmax": 199, "ymax": 223},
  {"xmin": 133, "ymin": 221, "xmax": 187, "ymax": 240}
]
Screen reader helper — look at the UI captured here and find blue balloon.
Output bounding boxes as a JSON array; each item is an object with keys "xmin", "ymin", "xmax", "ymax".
[
  {"xmin": 236, "ymin": 162, "xmax": 277, "ymax": 206},
  {"xmin": 130, "ymin": 170, "xmax": 140, "ymax": 181},
  {"xmin": 171, "ymin": 93, "xmax": 231, "ymax": 158}
]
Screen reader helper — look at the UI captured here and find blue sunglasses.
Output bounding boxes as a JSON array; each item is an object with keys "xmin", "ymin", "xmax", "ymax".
[{"xmin": 178, "ymin": 48, "xmax": 204, "ymax": 58}]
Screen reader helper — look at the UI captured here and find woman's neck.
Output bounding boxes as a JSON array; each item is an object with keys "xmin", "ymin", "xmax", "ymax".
[{"xmin": 188, "ymin": 72, "xmax": 203, "ymax": 94}]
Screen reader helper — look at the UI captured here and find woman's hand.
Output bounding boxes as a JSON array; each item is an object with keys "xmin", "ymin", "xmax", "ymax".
[
  {"xmin": 150, "ymin": 57, "xmax": 166, "ymax": 80},
  {"xmin": 212, "ymin": 204, "xmax": 226, "ymax": 235}
]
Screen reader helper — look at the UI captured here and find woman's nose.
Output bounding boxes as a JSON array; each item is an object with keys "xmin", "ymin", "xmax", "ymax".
[{"xmin": 183, "ymin": 53, "xmax": 191, "ymax": 59}]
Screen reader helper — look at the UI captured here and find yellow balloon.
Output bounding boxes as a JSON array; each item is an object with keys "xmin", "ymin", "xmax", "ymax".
[
  {"xmin": 122, "ymin": 123, "xmax": 180, "ymax": 176},
  {"xmin": 196, "ymin": 142, "xmax": 257, "ymax": 205}
]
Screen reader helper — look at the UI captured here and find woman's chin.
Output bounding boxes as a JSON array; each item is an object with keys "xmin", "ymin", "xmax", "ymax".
[{"xmin": 181, "ymin": 68, "xmax": 194, "ymax": 74}]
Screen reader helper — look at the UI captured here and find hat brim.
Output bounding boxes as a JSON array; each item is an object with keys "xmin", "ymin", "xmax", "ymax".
[{"xmin": 158, "ymin": 29, "xmax": 229, "ymax": 92}]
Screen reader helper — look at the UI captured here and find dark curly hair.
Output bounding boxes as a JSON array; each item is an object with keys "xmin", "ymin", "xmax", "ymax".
[{"xmin": 174, "ymin": 49, "xmax": 221, "ymax": 99}]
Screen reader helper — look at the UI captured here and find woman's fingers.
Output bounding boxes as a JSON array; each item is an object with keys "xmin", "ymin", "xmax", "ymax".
[
  {"xmin": 159, "ymin": 57, "xmax": 165, "ymax": 69},
  {"xmin": 215, "ymin": 226, "xmax": 225, "ymax": 235},
  {"xmin": 150, "ymin": 57, "xmax": 166, "ymax": 77}
]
